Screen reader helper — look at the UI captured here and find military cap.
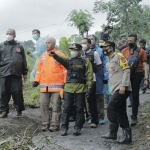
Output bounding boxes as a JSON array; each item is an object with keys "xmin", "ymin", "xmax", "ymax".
[{"xmin": 69, "ymin": 43, "xmax": 82, "ymax": 50}]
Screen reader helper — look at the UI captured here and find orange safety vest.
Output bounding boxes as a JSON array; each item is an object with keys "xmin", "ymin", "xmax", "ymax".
[{"xmin": 34, "ymin": 49, "xmax": 66, "ymax": 92}]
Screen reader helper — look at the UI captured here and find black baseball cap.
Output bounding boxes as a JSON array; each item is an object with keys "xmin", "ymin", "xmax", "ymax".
[
  {"xmin": 100, "ymin": 41, "xmax": 115, "ymax": 49},
  {"xmin": 69, "ymin": 43, "xmax": 82, "ymax": 50},
  {"xmin": 105, "ymin": 26, "xmax": 113, "ymax": 30}
]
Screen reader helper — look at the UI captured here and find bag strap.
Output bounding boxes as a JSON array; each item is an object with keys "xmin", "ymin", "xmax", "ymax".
[{"xmin": 135, "ymin": 47, "xmax": 140, "ymax": 57}]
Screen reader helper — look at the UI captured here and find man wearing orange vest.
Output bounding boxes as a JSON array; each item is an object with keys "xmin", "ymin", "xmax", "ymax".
[{"xmin": 33, "ymin": 37, "xmax": 66, "ymax": 132}]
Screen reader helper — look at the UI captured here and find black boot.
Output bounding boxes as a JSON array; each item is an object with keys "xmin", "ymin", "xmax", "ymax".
[
  {"xmin": 73, "ymin": 128, "xmax": 81, "ymax": 136},
  {"xmin": 101, "ymin": 123, "xmax": 119, "ymax": 140},
  {"xmin": 118, "ymin": 128, "xmax": 132, "ymax": 144},
  {"xmin": 131, "ymin": 115, "xmax": 138, "ymax": 126}
]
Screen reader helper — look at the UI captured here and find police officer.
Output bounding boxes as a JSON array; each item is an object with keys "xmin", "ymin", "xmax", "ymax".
[
  {"xmin": 100, "ymin": 41, "xmax": 132, "ymax": 144},
  {"xmin": 50, "ymin": 43, "xmax": 93, "ymax": 136}
]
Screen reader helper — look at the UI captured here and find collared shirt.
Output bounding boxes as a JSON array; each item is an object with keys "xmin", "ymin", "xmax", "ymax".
[
  {"xmin": 122, "ymin": 47, "xmax": 147, "ymax": 73},
  {"xmin": 106, "ymin": 52, "xmax": 132, "ymax": 95}
]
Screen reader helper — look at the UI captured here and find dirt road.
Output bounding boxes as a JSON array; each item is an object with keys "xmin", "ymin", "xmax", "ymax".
[{"xmin": 0, "ymin": 90, "xmax": 150, "ymax": 150}]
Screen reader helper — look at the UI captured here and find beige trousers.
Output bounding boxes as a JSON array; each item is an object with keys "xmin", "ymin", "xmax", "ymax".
[{"xmin": 40, "ymin": 92, "xmax": 62, "ymax": 126}]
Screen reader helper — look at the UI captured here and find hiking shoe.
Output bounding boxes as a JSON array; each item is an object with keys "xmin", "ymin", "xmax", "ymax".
[
  {"xmin": 99, "ymin": 118, "xmax": 105, "ymax": 125},
  {"xmin": 49, "ymin": 125, "xmax": 59, "ymax": 132},
  {"xmin": 88, "ymin": 119, "xmax": 91, "ymax": 124},
  {"xmin": 0, "ymin": 111, "xmax": 8, "ymax": 118},
  {"xmin": 42, "ymin": 124, "xmax": 49, "ymax": 132},
  {"xmin": 73, "ymin": 128, "xmax": 81, "ymax": 136},
  {"xmin": 61, "ymin": 129, "xmax": 68, "ymax": 136},
  {"xmin": 131, "ymin": 115, "xmax": 138, "ymax": 126},
  {"xmin": 90, "ymin": 123, "xmax": 97, "ymax": 128},
  {"xmin": 16, "ymin": 111, "xmax": 22, "ymax": 117}
]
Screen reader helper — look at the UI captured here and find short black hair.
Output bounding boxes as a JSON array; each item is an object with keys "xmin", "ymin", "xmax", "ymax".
[
  {"xmin": 128, "ymin": 34, "xmax": 137, "ymax": 41},
  {"xmin": 88, "ymin": 34, "xmax": 97, "ymax": 41},
  {"xmin": 83, "ymin": 38, "xmax": 91, "ymax": 44},
  {"xmin": 32, "ymin": 29, "xmax": 40, "ymax": 34},
  {"xmin": 139, "ymin": 39, "xmax": 146, "ymax": 44},
  {"xmin": 108, "ymin": 41, "xmax": 115, "ymax": 51},
  {"xmin": 104, "ymin": 26, "xmax": 113, "ymax": 31}
]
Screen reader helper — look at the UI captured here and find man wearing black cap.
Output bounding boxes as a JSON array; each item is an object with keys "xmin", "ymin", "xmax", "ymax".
[
  {"xmin": 100, "ymin": 41, "xmax": 132, "ymax": 144},
  {"xmin": 50, "ymin": 43, "xmax": 93, "ymax": 136},
  {"xmin": 100, "ymin": 26, "xmax": 113, "ymax": 41}
]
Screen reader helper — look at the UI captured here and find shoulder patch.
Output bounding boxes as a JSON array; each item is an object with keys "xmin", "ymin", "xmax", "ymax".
[{"xmin": 117, "ymin": 53, "xmax": 130, "ymax": 70}]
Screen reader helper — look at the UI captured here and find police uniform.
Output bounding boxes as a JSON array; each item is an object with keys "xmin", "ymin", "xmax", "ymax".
[
  {"xmin": 106, "ymin": 52, "xmax": 131, "ymax": 126},
  {"xmin": 51, "ymin": 43, "xmax": 93, "ymax": 136},
  {"xmin": 101, "ymin": 41, "xmax": 132, "ymax": 144}
]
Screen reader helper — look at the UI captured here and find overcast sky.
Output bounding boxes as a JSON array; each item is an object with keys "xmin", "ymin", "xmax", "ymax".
[{"xmin": 0, "ymin": 0, "xmax": 150, "ymax": 44}]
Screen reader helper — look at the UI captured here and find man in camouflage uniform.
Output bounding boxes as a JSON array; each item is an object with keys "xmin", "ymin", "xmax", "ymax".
[
  {"xmin": 100, "ymin": 41, "xmax": 132, "ymax": 144},
  {"xmin": 50, "ymin": 43, "xmax": 93, "ymax": 136}
]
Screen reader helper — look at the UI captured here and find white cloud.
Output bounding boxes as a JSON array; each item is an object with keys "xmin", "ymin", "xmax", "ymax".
[{"xmin": 0, "ymin": 0, "xmax": 149, "ymax": 44}]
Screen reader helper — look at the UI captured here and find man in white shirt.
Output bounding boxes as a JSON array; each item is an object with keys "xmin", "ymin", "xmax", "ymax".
[{"xmin": 81, "ymin": 38, "xmax": 102, "ymax": 128}]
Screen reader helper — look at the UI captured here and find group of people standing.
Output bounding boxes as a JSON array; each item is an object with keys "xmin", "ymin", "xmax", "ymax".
[{"xmin": 0, "ymin": 28, "xmax": 149, "ymax": 145}]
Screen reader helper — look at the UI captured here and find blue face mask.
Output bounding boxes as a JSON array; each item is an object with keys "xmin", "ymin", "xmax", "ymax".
[{"xmin": 32, "ymin": 34, "xmax": 39, "ymax": 40}]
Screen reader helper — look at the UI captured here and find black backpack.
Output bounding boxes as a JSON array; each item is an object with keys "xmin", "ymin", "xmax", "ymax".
[{"xmin": 128, "ymin": 47, "xmax": 140, "ymax": 73}]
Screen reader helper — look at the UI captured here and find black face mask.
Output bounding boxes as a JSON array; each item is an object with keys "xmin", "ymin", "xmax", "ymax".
[
  {"xmin": 103, "ymin": 49, "xmax": 109, "ymax": 55},
  {"xmin": 128, "ymin": 43, "xmax": 135, "ymax": 49}
]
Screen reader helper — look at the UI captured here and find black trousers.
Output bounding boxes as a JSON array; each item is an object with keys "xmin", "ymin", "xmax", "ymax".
[
  {"xmin": 61, "ymin": 92, "xmax": 85, "ymax": 130},
  {"xmin": 88, "ymin": 82, "xmax": 98, "ymax": 125},
  {"xmin": 0, "ymin": 75, "xmax": 25, "ymax": 113},
  {"xmin": 107, "ymin": 90, "xmax": 130, "ymax": 128},
  {"xmin": 130, "ymin": 72, "xmax": 143, "ymax": 117}
]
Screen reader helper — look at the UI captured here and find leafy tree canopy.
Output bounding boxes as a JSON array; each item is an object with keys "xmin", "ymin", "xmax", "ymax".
[
  {"xmin": 93, "ymin": 0, "xmax": 150, "ymax": 41},
  {"xmin": 59, "ymin": 37, "xmax": 72, "ymax": 57},
  {"xmin": 66, "ymin": 9, "xmax": 95, "ymax": 37}
]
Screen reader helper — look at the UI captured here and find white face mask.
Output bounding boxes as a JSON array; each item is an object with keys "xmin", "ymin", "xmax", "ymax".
[
  {"xmin": 6, "ymin": 35, "xmax": 13, "ymax": 41},
  {"xmin": 82, "ymin": 44, "xmax": 88, "ymax": 51},
  {"xmin": 91, "ymin": 40, "xmax": 95, "ymax": 46},
  {"xmin": 71, "ymin": 51, "xmax": 78, "ymax": 58},
  {"xmin": 99, "ymin": 43, "xmax": 103, "ymax": 47}
]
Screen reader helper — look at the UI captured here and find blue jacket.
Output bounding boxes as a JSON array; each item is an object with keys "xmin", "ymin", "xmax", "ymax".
[
  {"xmin": 30, "ymin": 37, "xmax": 46, "ymax": 81},
  {"xmin": 92, "ymin": 45, "xmax": 109, "ymax": 94}
]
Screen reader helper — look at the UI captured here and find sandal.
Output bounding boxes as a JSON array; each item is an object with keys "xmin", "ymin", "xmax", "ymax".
[{"xmin": 49, "ymin": 125, "xmax": 59, "ymax": 132}]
